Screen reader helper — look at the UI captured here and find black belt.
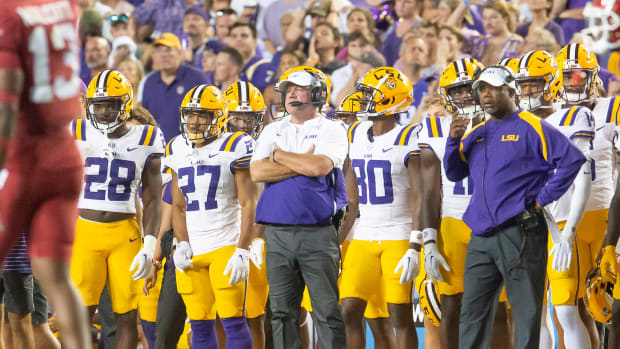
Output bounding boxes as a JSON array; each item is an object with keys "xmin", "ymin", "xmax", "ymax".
[
  {"xmin": 269, "ymin": 223, "xmax": 331, "ymax": 228},
  {"xmin": 487, "ymin": 204, "xmax": 540, "ymax": 235}
]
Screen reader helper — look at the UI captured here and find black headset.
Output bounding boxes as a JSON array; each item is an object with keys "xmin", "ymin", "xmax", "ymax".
[
  {"xmin": 472, "ymin": 65, "xmax": 516, "ymax": 105},
  {"xmin": 279, "ymin": 71, "xmax": 328, "ymax": 108}
]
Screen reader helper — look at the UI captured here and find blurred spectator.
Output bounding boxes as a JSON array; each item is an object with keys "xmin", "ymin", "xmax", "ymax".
[
  {"xmin": 467, "ymin": 1, "xmax": 522, "ymax": 65},
  {"xmin": 108, "ymin": 36, "xmax": 137, "ymax": 68},
  {"xmin": 400, "ymin": 33, "xmax": 430, "ymax": 109},
  {"xmin": 117, "ymin": 59, "xmax": 145, "ymax": 92},
  {"xmin": 100, "ymin": 0, "xmax": 135, "ymax": 14},
  {"xmin": 79, "ymin": 10, "xmax": 105, "ymax": 83},
  {"xmin": 262, "ymin": 49, "xmax": 306, "ymax": 123},
  {"xmin": 337, "ymin": 7, "xmax": 378, "ymax": 62},
  {"xmin": 332, "ymin": 30, "xmax": 376, "ymax": 105},
  {"xmin": 306, "ymin": 21, "xmax": 345, "ymax": 75},
  {"xmin": 84, "ymin": 36, "xmax": 111, "ymax": 82},
  {"xmin": 518, "ymin": 27, "xmax": 559, "ymax": 55},
  {"xmin": 550, "ymin": 0, "xmax": 587, "ymax": 45},
  {"xmin": 134, "ymin": 0, "xmax": 204, "ymax": 41},
  {"xmin": 436, "ymin": 25, "xmax": 466, "ymax": 66},
  {"xmin": 258, "ymin": 0, "xmax": 306, "ymax": 54},
  {"xmin": 108, "ymin": 13, "xmax": 135, "ymax": 39},
  {"xmin": 381, "ymin": 0, "xmax": 423, "ymax": 66},
  {"xmin": 137, "ymin": 33, "xmax": 209, "ymax": 140},
  {"xmin": 213, "ymin": 47, "xmax": 244, "ymax": 91},
  {"xmin": 213, "ymin": 8, "xmax": 238, "ymax": 45},
  {"xmin": 306, "ymin": 0, "xmax": 339, "ymax": 32},
  {"xmin": 229, "ymin": 22, "xmax": 265, "ymax": 80},
  {"xmin": 183, "ymin": 6, "xmax": 210, "ymax": 62},
  {"xmin": 418, "ymin": 20, "xmax": 442, "ymax": 73},
  {"xmin": 197, "ymin": 40, "xmax": 226, "ymax": 83},
  {"xmin": 516, "ymin": 0, "xmax": 564, "ymax": 47}
]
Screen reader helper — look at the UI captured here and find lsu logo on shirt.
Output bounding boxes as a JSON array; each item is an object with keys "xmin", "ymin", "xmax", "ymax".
[{"xmin": 501, "ymin": 134, "xmax": 519, "ymax": 142}]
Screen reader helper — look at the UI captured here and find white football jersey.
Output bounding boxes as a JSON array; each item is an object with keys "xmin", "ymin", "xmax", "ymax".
[
  {"xmin": 348, "ymin": 121, "xmax": 421, "ymax": 241},
  {"xmin": 418, "ymin": 115, "xmax": 472, "ymax": 221},
  {"xmin": 163, "ymin": 132, "xmax": 255, "ymax": 256},
  {"xmin": 545, "ymin": 106, "xmax": 595, "ymax": 222},
  {"xmin": 585, "ymin": 97, "xmax": 620, "ymax": 211},
  {"xmin": 72, "ymin": 119, "xmax": 165, "ymax": 214}
]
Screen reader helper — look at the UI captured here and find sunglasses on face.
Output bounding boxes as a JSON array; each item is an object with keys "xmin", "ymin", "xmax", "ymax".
[{"xmin": 109, "ymin": 14, "xmax": 130, "ymax": 23}]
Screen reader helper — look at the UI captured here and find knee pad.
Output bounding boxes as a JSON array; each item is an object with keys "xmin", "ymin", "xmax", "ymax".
[
  {"xmin": 190, "ymin": 319, "xmax": 218, "ymax": 349},
  {"xmin": 220, "ymin": 316, "xmax": 252, "ymax": 349}
]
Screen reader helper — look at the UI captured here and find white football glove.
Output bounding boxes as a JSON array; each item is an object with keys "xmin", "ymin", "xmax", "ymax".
[
  {"xmin": 249, "ymin": 238, "xmax": 265, "ymax": 269},
  {"xmin": 549, "ymin": 226, "xmax": 575, "ymax": 273},
  {"xmin": 173, "ymin": 241, "xmax": 194, "ymax": 273},
  {"xmin": 425, "ymin": 243, "xmax": 451, "ymax": 282},
  {"xmin": 224, "ymin": 248, "xmax": 250, "ymax": 285},
  {"xmin": 394, "ymin": 248, "xmax": 420, "ymax": 284},
  {"xmin": 129, "ymin": 235, "xmax": 157, "ymax": 280}
]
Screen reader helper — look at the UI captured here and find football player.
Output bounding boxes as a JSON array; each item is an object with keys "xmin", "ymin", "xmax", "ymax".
[
  {"xmin": 339, "ymin": 66, "xmax": 421, "ymax": 349},
  {"xmin": 223, "ymin": 80, "xmax": 268, "ymax": 349},
  {"xmin": 515, "ymin": 49, "xmax": 594, "ymax": 349},
  {"xmin": 70, "ymin": 69, "xmax": 164, "ymax": 349},
  {"xmin": 598, "ymin": 118, "xmax": 620, "ymax": 346},
  {"xmin": 557, "ymin": 43, "xmax": 620, "ymax": 348},
  {"xmin": 165, "ymin": 84, "xmax": 256, "ymax": 348},
  {"xmin": 0, "ymin": 1, "xmax": 91, "ymax": 348},
  {"xmin": 417, "ymin": 58, "xmax": 485, "ymax": 349},
  {"xmin": 335, "ymin": 91, "xmax": 397, "ymax": 349}
]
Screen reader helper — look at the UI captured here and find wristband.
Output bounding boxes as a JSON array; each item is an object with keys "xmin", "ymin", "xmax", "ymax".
[
  {"xmin": 423, "ymin": 228, "xmax": 438, "ymax": 245},
  {"xmin": 409, "ymin": 230, "xmax": 423, "ymax": 244}
]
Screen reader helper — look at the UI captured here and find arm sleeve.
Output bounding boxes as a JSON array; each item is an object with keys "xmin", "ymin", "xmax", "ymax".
[
  {"xmin": 231, "ymin": 135, "xmax": 255, "ymax": 171},
  {"xmin": 315, "ymin": 121, "xmax": 349, "ymax": 170},
  {"xmin": 536, "ymin": 122, "xmax": 587, "ymax": 206},
  {"xmin": 564, "ymin": 160, "xmax": 592, "ymax": 230},
  {"xmin": 443, "ymin": 136, "xmax": 470, "ymax": 182}
]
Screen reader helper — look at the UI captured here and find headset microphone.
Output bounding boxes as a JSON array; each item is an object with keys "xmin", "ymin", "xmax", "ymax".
[{"xmin": 290, "ymin": 101, "xmax": 310, "ymax": 107}]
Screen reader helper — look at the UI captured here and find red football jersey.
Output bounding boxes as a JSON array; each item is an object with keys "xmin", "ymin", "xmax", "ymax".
[{"xmin": 0, "ymin": 0, "xmax": 82, "ymax": 170}]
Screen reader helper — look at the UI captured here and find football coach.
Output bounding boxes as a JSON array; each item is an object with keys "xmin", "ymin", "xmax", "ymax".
[
  {"xmin": 249, "ymin": 68, "xmax": 348, "ymax": 349},
  {"xmin": 442, "ymin": 65, "xmax": 586, "ymax": 349}
]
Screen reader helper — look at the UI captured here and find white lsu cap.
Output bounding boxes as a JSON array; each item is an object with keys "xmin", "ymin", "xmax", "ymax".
[
  {"xmin": 472, "ymin": 66, "xmax": 517, "ymax": 92},
  {"xmin": 275, "ymin": 70, "xmax": 317, "ymax": 92}
]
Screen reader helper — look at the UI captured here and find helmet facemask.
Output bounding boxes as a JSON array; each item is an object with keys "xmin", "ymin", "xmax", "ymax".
[
  {"xmin": 516, "ymin": 77, "xmax": 552, "ymax": 111},
  {"xmin": 86, "ymin": 96, "xmax": 127, "ymax": 135},
  {"xmin": 227, "ymin": 111, "xmax": 264, "ymax": 139},
  {"xmin": 562, "ymin": 68, "xmax": 595, "ymax": 104},
  {"xmin": 180, "ymin": 108, "xmax": 220, "ymax": 144},
  {"xmin": 445, "ymin": 82, "xmax": 481, "ymax": 119}
]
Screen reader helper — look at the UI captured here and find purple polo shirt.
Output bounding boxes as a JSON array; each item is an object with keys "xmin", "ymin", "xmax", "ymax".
[
  {"xmin": 444, "ymin": 109, "xmax": 585, "ymax": 236},
  {"xmin": 139, "ymin": 63, "xmax": 209, "ymax": 141}
]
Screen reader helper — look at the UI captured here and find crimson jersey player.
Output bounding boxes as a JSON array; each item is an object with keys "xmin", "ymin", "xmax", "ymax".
[{"xmin": 0, "ymin": 0, "xmax": 91, "ymax": 347}]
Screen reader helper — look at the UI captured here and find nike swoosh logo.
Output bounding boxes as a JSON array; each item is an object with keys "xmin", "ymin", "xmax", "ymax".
[
  {"xmin": 382, "ymin": 147, "xmax": 393, "ymax": 152},
  {"xmin": 127, "ymin": 147, "xmax": 138, "ymax": 152},
  {"xmin": 209, "ymin": 154, "xmax": 219, "ymax": 158},
  {"xmin": 129, "ymin": 238, "xmax": 139, "ymax": 243}
]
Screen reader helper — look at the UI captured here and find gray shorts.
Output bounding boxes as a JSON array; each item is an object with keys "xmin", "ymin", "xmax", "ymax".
[{"xmin": 3, "ymin": 272, "xmax": 48, "ymax": 325}]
